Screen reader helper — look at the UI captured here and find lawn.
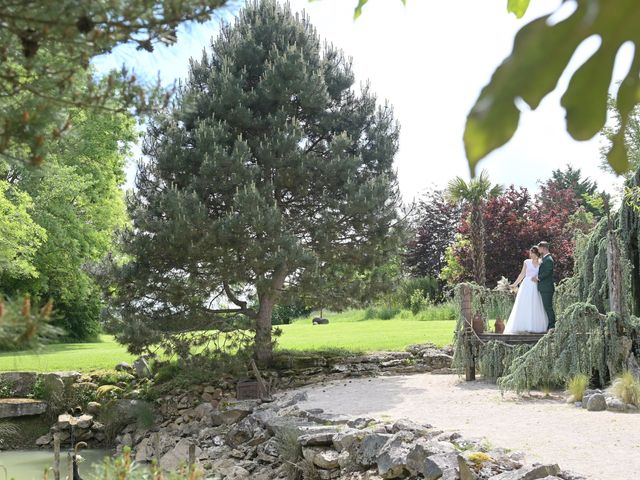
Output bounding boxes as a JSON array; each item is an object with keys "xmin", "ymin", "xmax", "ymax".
[{"xmin": 0, "ymin": 310, "xmax": 457, "ymax": 372}]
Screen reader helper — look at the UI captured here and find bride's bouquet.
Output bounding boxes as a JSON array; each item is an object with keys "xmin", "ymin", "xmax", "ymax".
[{"xmin": 495, "ymin": 276, "xmax": 518, "ymax": 294}]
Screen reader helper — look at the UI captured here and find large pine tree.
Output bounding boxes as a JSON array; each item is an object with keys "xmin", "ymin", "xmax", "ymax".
[{"xmin": 114, "ymin": 0, "xmax": 400, "ymax": 365}]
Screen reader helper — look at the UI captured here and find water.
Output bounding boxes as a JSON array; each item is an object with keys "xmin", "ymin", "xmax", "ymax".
[{"xmin": 0, "ymin": 449, "xmax": 111, "ymax": 480}]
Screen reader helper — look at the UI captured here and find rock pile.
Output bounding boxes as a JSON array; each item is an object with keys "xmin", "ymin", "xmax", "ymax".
[
  {"xmin": 123, "ymin": 389, "xmax": 586, "ymax": 480},
  {"xmin": 573, "ymin": 389, "xmax": 640, "ymax": 413},
  {"xmin": 35, "ymin": 412, "xmax": 107, "ymax": 447}
]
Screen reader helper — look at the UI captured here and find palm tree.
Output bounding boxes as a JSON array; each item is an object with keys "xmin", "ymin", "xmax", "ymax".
[{"xmin": 447, "ymin": 171, "xmax": 503, "ymax": 286}]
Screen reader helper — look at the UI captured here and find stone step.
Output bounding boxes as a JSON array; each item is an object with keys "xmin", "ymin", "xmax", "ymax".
[{"xmin": 0, "ymin": 398, "xmax": 47, "ymax": 418}]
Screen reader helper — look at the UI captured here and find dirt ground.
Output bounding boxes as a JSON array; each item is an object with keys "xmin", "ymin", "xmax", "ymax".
[{"xmin": 298, "ymin": 374, "xmax": 640, "ymax": 480}]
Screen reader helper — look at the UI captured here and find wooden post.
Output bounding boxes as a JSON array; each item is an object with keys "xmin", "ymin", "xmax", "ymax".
[
  {"xmin": 53, "ymin": 433, "xmax": 61, "ymax": 480},
  {"xmin": 67, "ymin": 452, "xmax": 72, "ymax": 480},
  {"xmin": 460, "ymin": 284, "xmax": 476, "ymax": 381},
  {"xmin": 188, "ymin": 441, "xmax": 196, "ymax": 471}
]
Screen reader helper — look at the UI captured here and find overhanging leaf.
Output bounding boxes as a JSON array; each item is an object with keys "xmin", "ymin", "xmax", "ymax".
[
  {"xmin": 465, "ymin": 0, "xmax": 640, "ymax": 176},
  {"xmin": 507, "ymin": 0, "xmax": 531, "ymax": 18}
]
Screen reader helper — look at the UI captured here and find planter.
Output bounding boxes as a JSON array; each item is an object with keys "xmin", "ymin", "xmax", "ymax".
[
  {"xmin": 494, "ymin": 318, "xmax": 505, "ymax": 334},
  {"xmin": 472, "ymin": 314, "xmax": 485, "ymax": 335}
]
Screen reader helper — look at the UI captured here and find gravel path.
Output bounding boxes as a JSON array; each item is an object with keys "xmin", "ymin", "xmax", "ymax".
[{"xmin": 298, "ymin": 374, "xmax": 640, "ymax": 479}]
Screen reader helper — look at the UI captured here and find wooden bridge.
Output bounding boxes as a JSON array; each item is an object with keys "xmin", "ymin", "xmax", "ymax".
[{"xmin": 458, "ymin": 284, "xmax": 547, "ymax": 381}]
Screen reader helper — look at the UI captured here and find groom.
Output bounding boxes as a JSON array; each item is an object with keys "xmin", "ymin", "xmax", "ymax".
[{"xmin": 533, "ymin": 241, "xmax": 556, "ymax": 330}]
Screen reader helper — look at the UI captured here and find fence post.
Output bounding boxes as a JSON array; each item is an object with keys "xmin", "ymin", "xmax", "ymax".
[
  {"xmin": 460, "ymin": 284, "xmax": 476, "ymax": 381},
  {"xmin": 188, "ymin": 441, "xmax": 196, "ymax": 471},
  {"xmin": 53, "ymin": 433, "xmax": 60, "ymax": 480}
]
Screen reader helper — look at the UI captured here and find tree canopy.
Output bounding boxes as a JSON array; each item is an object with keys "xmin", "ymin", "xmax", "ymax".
[{"xmin": 110, "ymin": 0, "xmax": 402, "ymax": 365}]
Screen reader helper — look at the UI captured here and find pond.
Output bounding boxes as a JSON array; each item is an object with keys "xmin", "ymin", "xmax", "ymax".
[{"xmin": 0, "ymin": 449, "xmax": 112, "ymax": 480}]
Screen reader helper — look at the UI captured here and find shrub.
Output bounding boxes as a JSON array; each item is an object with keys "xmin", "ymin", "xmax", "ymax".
[
  {"xmin": 272, "ymin": 302, "xmax": 312, "ymax": 325},
  {"xmin": 414, "ymin": 302, "xmax": 456, "ymax": 321},
  {"xmin": 394, "ymin": 276, "xmax": 440, "ymax": 308},
  {"xmin": 276, "ymin": 428, "xmax": 303, "ymax": 480},
  {"xmin": 611, "ymin": 371, "xmax": 640, "ymax": 406},
  {"xmin": 364, "ymin": 305, "xmax": 401, "ymax": 320},
  {"xmin": 566, "ymin": 373, "xmax": 589, "ymax": 401},
  {"xmin": 410, "ymin": 289, "xmax": 429, "ymax": 315}
]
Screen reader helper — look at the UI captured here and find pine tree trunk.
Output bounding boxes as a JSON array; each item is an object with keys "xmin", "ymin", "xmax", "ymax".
[
  {"xmin": 254, "ymin": 266, "xmax": 288, "ymax": 367},
  {"xmin": 255, "ymin": 296, "xmax": 275, "ymax": 367},
  {"xmin": 607, "ymin": 230, "xmax": 625, "ymax": 317},
  {"xmin": 470, "ymin": 202, "xmax": 486, "ymax": 286}
]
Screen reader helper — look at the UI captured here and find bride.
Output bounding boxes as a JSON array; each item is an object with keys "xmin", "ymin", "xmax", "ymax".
[{"xmin": 504, "ymin": 246, "xmax": 549, "ymax": 334}]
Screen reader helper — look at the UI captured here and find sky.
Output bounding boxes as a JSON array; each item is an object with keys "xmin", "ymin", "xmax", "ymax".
[{"xmin": 94, "ymin": 0, "xmax": 631, "ymax": 204}]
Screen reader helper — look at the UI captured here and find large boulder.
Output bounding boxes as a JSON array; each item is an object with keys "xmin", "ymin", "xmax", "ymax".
[
  {"xmin": 111, "ymin": 399, "xmax": 153, "ymax": 424},
  {"xmin": 586, "ymin": 393, "xmax": 607, "ymax": 412},
  {"xmin": 303, "ymin": 447, "xmax": 340, "ymax": 470},
  {"xmin": 489, "ymin": 464, "xmax": 561, "ymax": 480},
  {"xmin": 355, "ymin": 433, "xmax": 392, "ymax": 468},
  {"xmin": 405, "ymin": 439, "xmax": 457, "ymax": 480},
  {"xmin": 134, "ymin": 437, "xmax": 155, "ymax": 463},
  {"xmin": 0, "ymin": 398, "xmax": 47, "ymax": 418},
  {"xmin": 212, "ymin": 400, "xmax": 259, "ymax": 426},
  {"xmin": 159, "ymin": 438, "xmax": 202, "ymax": 471},
  {"xmin": 376, "ymin": 431, "xmax": 415, "ymax": 478}
]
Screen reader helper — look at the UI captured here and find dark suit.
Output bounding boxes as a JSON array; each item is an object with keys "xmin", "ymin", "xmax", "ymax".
[{"xmin": 537, "ymin": 254, "xmax": 556, "ymax": 329}]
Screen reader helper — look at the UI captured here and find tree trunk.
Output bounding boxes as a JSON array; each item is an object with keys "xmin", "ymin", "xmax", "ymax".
[
  {"xmin": 470, "ymin": 202, "xmax": 486, "ymax": 286},
  {"xmin": 254, "ymin": 266, "xmax": 288, "ymax": 367},
  {"xmin": 607, "ymin": 230, "xmax": 625, "ymax": 317},
  {"xmin": 255, "ymin": 295, "xmax": 275, "ymax": 367}
]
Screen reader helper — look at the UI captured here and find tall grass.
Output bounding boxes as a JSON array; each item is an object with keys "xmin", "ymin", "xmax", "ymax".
[
  {"xmin": 566, "ymin": 373, "xmax": 589, "ymax": 401},
  {"xmin": 610, "ymin": 370, "xmax": 640, "ymax": 406}
]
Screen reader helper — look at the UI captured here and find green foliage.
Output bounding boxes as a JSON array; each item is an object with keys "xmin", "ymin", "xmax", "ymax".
[
  {"xmin": 113, "ymin": 0, "xmax": 401, "ymax": 365},
  {"xmin": 567, "ymin": 373, "xmax": 590, "ymax": 401},
  {"xmin": 410, "ymin": 289, "xmax": 428, "ymax": 315},
  {"xmin": 0, "ymin": 180, "xmax": 46, "ymax": 278},
  {"xmin": 0, "ymin": 297, "xmax": 63, "ymax": 351},
  {"xmin": 0, "ymin": 0, "xmax": 228, "ymax": 165},
  {"xmin": 364, "ymin": 305, "xmax": 401, "ymax": 321},
  {"xmin": 88, "ymin": 447, "xmax": 203, "ymax": 479},
  {"xmin": 507, "ymin": 0, "xmax": 530, "ymax": 18},
  {"xmin": 393, "ymin": 276, "xmax": 441, "ymax": 308},
  {"xmin": 0, "ymin": 421, "xmax": 18, "ymax": 447},
  {"xmin": 92, "ymin": 369, "xmax": 135, "ymax": 386},
  {"xmin": 272, "ymin": 302, "xmax": 312, "ymax": 326},
  {"xmin": 610, "ymin": 370, "xmax": 640, "ymax": 406},
  {"xmin": 477, "ymin": 341, "xmax": 531, "ymax": 382},
  {"xmin": 28, "ymin": 378, "xmax": 46, "ymax": 400},
  {"xmin": 464, "ymin": 0, "xmax": 640, "ymax": 175}
]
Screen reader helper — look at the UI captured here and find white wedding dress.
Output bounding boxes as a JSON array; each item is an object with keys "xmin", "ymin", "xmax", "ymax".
[{"xmin": 504, "ymin": 259, "xmax": 548, "ymax": 334}]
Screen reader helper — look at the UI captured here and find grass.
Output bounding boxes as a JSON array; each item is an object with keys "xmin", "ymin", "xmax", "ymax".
[
  {"xmin": 0, "ymin": 309, "xmax": 456, "ymax": 372},
  {"xmin": 610, "ymin": 370, "xmax": 640, "ymax": 406},
  {"xmin": 566, "ymin": 373, "xmax": 590, "ymax": 401}
]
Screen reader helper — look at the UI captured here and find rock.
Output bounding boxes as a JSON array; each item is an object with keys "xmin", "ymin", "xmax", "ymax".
[
  {"xmin": 194, "ymin": 402, "xmax": 216, "ymax": 420},
  {"xmin": 309, "ymin": 448, "xmax": 340, "ymax": 470},
  {"xmin": 0, "ymin": 398, "xmax": 47, "ymax": 418},
  {"xmin": 338, "ymin": 450, "xmax": 351, "ymax": 468},
  {"xmin": 391, "ymin": 418, "xmax": 432, "ymax": 435},
  {"xmin": 356, "ymin": 433, "xmax": 392, "ymax": 468},
  {"xmin": 458, "ymin": 455, "xmax": 478, "ymax": 480},
  {"xmin": 299, "ymin": 432, "xmax": 335, "ymax": 447},
  {"xmin": 422, "ymin": 348, "xmax": 454, "ymax": 370},
  {"xmin": 87, "ymin": 401, "xmax": 102, "ymax": 415},
  {"xmin": 226, "ymin": 416, "xmax": 268, "ymax": 447},
  {"xmin": 0, "ymin": 372, "xmax": 37, "ymax": 397},
  {"xmin": 76, "ymin": 414, "xmax": 93, "ymax": 429},
  {"xmin": 489, "ymin": 464, "xmax": 561, "ymax": 480},
  {"xmin": 212, "ymin": 400, "xmax": 259, "ymax": 426},
  {"xmin": 405, "ymin": 439, "xmax": 456, "ymax": 479},
  {"xmin": 347, "ymin": 417, "xmax": 375, "ymax": 429},
  {"xmin": 133, "ymin": 357, "xmax": 152, "ymax": 378},
  {"xmin": 35, "ymin": 433, "xmax": 53, "ymax": 446},
  {"xmin": 376, "ymin": 431, "xmax": 414, "ymax": 478},
  {"xmin": 160, "ymin": 438, "xmax": 202, "ymax": 471},
  {"xmin": 41, "ymin": 373, "xmax": 65, "ymax": 400},
  {"xmin": 627, "ymin": 353, "xmax": 640, "ymax": 381},
  {"xmin": 333, "ymin": 430, "xmax": 362, "ymax": 452},
  {"xmin": 606, "ymin": 397, "xmax": 628, "ymax": 412},
  {"xmin": 586, "ymin": 393, "xmax": 607, "ymax": 412},
  {"xmin": 428, "ymin": 453, "xmax": 460, "ymax": 480},
  {"xmin": 135, "ymin": 437, "xmax": 155, "ymax": 463},
  {"xmin": 313, "ymin": 317, "xmax": 330, "ymax": 325},
  {"xmin": 115, "ymin": 362, "xmax": 133, "ymax": 372}
]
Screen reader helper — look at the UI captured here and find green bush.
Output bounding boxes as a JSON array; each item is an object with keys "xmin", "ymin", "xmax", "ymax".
[
  {"xmin": 410, "ymin": 289, "xmax": 429, "ymax": 315},
  {"xmin": 394, "ymin": 276, "xmax": 441, "ymax": 308},
  {"xmin": 272, "ymin": 302, "xmax": 312, "ymax": 325},
  {"xmin": 364, "ymin": 305, "xmax": 401, "ymax": 320}
]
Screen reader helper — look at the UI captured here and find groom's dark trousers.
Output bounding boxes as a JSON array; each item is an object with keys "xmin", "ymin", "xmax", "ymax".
[{"xmin": 538, "ymin": 254, "xmax": 556, "ymax": 329}]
